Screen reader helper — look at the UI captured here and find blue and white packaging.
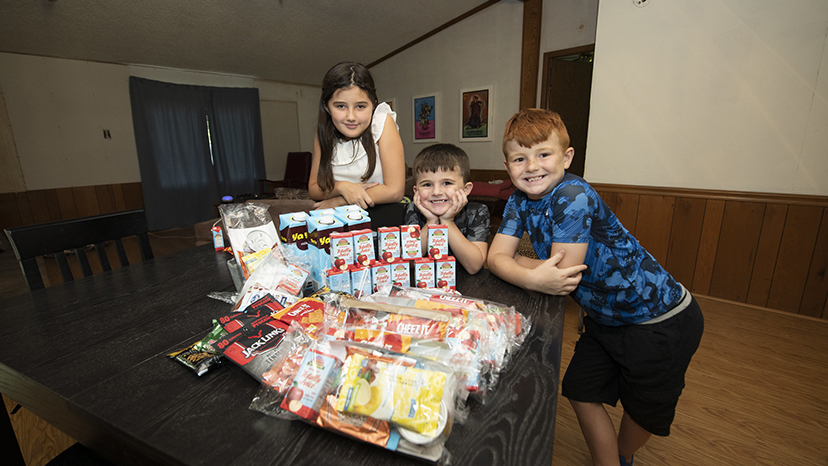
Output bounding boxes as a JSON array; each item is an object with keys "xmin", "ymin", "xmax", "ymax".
[{"xmin": 306, "ymin": 214, "xmax": 345, "ymax": 289}]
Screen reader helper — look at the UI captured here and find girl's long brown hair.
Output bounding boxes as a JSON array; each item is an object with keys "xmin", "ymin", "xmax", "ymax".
[{"xmin": 316, "ymin": 62, "xmax": 380, "ymax": 192}]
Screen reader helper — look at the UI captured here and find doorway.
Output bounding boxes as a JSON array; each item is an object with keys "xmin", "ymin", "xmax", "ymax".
[{"xmin": 540, "ymin": 45, "xmax": 594, "ymax": 178}]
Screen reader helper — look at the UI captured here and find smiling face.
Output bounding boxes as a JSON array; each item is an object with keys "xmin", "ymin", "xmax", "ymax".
[
  {"xmin": 326, "ymin": 85, "xmax": 374, "ymax": 140},
  {"xmin": 504, "ymin": 132, "xmax": 574, "ymax": 200},
  {"xmin": 413, "ymin": 167, "xmax": 473, "ymax": 218}
]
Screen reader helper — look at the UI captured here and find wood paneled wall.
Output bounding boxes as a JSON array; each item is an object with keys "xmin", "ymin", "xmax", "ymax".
[
  {"xmin": 469, "ymin": 169, "xmax": 828, "ymax": 319},
  {"xmin": 0, "ymin": 183, "xmax": 144, "ymax": 235}
]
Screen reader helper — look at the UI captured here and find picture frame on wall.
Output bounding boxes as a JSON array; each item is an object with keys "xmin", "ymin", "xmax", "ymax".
[
  {"xmin": 412, "ymin": 93, "xmax": 438, "ymax": 143},
  {"xmin": 460, "ymin": 86, "xmax": 492, "ymax": 142}
]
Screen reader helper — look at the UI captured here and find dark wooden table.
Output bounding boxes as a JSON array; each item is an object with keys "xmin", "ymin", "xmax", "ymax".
[{"xmin": 0, "ymin": 245, "xmax": 564, "ymax": 466}]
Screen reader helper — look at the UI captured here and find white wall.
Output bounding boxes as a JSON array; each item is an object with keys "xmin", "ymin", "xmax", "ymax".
[
  {"xmin": 537, "ymin": 0, "xmax": 600, "ymax": 104},
  {"xmin": 586, "ymin": 0, "xmax": 828, "ymax": 196},
  {"xmin": 0, "ymin": 52, "xmax": 320, "ymax": 192},
  {"xmin": 370, "ymin": 1, "xmax": 523, "ymax": 170}
]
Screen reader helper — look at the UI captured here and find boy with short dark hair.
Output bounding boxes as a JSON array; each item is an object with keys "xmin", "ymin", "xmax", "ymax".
[
  {"xmin": 488, "ymin": 109, "xmax": 704, "ymax": 466},
  {"xmin": 404, "ymin": 143, "xmax": 489, "ymax": 274}
]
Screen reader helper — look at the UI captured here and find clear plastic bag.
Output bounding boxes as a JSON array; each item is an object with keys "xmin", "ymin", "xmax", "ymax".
[{"xmin": 219, "ymin": 202, "xmax": 281, "ymax": 279}]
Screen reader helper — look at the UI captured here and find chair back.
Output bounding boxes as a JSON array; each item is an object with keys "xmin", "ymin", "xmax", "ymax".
[
  {"xmin": 283, "ymin": 151, "xmax": 312, "ymax": 190},
  {"xmin": 4, "ymin": 209, "xmax": 154, "ymax": 291}
]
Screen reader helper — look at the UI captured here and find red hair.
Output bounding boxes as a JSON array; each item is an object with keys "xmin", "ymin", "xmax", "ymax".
[{"xmin": 502, "ymin": 108, "xmax": 570, "ymax": 157}]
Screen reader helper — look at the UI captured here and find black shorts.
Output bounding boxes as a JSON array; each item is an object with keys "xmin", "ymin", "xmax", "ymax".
[{"xmin": 561, "ymin": 295, "xmax": 704, "ymax": 436}]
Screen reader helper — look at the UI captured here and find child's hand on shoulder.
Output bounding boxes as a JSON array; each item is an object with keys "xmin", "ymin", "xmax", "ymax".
[{"xmin": 440, "ymin": 189, "xmax": 469, "ymax": 223}]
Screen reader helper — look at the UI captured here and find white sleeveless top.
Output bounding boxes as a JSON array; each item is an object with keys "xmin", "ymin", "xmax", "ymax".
[{"xmin": 331, "ymin": 102, "xmax": 397, "ymax": 185}]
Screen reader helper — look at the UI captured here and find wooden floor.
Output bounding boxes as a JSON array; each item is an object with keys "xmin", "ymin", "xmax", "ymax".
[{"xmin": 2, "ymin": 230, "xmax": 828, "ymax": 465}]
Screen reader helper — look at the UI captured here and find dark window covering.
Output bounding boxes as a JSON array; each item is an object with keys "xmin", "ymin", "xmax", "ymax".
[{"xmin": 129, "ymin": 77, "xmax": 265, "ymax": 230}]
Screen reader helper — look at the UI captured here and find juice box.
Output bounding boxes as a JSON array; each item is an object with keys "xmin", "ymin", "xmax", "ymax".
[
  {"xmin": 378, "ymin": 226, "xmax": 400, "ymax": 263},
  {"xmin": 390, "ymin": 259, "xmax": 411, "ymax": 287},
  {"xmin": 309, "ymin": 208, "xmax": 338, "ymax": 218},
  {"xmin": 326, "ymin": 268, "xmax": 351, "ymax": 294},
  {"xmin": 307, "ymin": 215, "xmax": 345, "ymax": 288},
  {"xmin": 336, "ymin": 210, "xmax": 371, "ymax": 232},
  {"xmin": 435, "ymin": 256, "xmax": 456, "ymax": 291},
  {"xmin": 413, "ymin": 257, "xmax": 435, "ymax": 289},
  {"xmin": 281, "ymin": 347, "xmax": 342, "ymax": 421},
  {"xmin": 329, "ymin": 231, "xmax": 354, "ymax": 270},
  {"xmin": 371, "ymin": 260, "xmax": 392, "ymax": 293},
  {"xmin": 400, "ymin": 225, "xmax": 422, "ymax": 259},
  {"xmin": 351, "ymin": 229, "xmax": 375, "ymax": 266},
  {"xmin": 350, "ymin": 264, "xmax": 372, "ymax": 298},
  {"xmin": 334, "ymin": 205, "xmax": 369, "ymax": 217},
  {"xmin": 427, "ymin": 224, "xmax": 449, "ymax": 259},
  {"xmin": 211, "ymin": 225, "xmax": 225, "ymax": 251}
]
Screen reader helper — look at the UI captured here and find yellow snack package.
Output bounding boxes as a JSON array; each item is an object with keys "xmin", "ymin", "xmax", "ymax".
[{"xmin": 335, "ymin": 347, "xmax": 446, "ymax": 438}]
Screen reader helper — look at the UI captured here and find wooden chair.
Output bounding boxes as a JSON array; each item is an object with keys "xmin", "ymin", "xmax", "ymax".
[
  {"xmin": 4, "ymin": 209, "xmax": 154, "ymax": 291},
  {"xmin": 259, "ymin": 151, "xmax": 312, "ymax": 194}
]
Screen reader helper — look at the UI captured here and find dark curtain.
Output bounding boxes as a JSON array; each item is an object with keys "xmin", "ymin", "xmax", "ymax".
[
  {"xmin": 129, "ymin": 77, "xmax": 266, "ymax": 230},
  {"xmin": 206, "ymin": 87, "xmax": 265, "ymax": 197}
]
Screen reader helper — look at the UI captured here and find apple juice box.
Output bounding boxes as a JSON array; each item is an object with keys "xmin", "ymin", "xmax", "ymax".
[
  {"xmin": 435, "ymin": 256, "xmax": 456, "ymax": 291},
  {"xmin": 280, "ymin": 347, "xmax": 342, "ymax": 421},
  {"xmin": 326, "ymin": 268, "xmax": 351, "ymax": 294},
  {"xmin": 400, "ymin": 225, "xmax": 422, "ymax": 259},
  {"xmin": 350, "ymin": 264, "xmax": 372, "ymax": 298},
  {"xmin": 390, "ymin": 258, "xmax": 411, "ymax": 287},
  {"xmin": 279, "ymin": 211, "xmax": 309, "ymax": 259},
  {"xmin": 371, "ymin": 260, "xmax": 392, "ymax": 293},
  {"xmin": 351, "ymin": 228, "xmax": 375, "ymax": 266},
  {"xmin": 378, "ymin": 226, "xmax": 400, "ymax": 263},
  {"xmin": 329, "ymin": 231, "xmax": 354, "ymax": 270},
  {"xmin": 307, "ymin": 215, "xmax": 345, "ymax": 288},
  {"xmin": 427, "ymin": 224, "xmax": 449, "ymax": 259},
  {"xmin": 413, "ymin": 257, "xmax": 435, "ymax": 289}
]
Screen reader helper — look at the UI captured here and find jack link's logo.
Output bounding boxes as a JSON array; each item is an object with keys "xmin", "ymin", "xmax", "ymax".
[{"xmin": 241, "ymin": 327, "xmax": 285, "ymax": 359}]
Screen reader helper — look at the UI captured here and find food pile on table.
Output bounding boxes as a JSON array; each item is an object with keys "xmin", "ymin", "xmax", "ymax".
[{"xmin": 169, "ymin": 203, "xmax": 531, "ymax": 464}]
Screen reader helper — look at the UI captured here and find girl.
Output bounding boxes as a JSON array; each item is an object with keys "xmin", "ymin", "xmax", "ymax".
[{"xmin": 308, "ymin": 62, "xmax": 405, "ymax": 210}]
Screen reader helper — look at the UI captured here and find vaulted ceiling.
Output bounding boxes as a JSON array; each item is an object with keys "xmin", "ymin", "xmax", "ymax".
[{"xmin": 0, "ymin": 0, "xmax": 494, "ymax": 85}]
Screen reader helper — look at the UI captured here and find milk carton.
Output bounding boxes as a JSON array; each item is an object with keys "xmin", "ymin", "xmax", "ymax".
[
  {"xmin": 279, "ymin": 211, "xmax": 309, "ymax": 261},
  {"xmin": 378, "ymin": 226, "xmax": 401, "ymax": 263},
  {"xmin": 427, "ymin": 224, "xmax": 449, "ymax": 259},
  {"xmin": 351, "ymin": 229, "xmax": 375, "ymax": 266},
  {"xmin": 400, "ymin": 225, "xmax": 422, "ymax": 259},
  {"xmin": 306, "ymin": 215, "xmax": 345, "ymax": 288},
  {"xmin": 435, "ymin": 256, "xmax": 456, "ymax": 290},
  {"xmin": 334, "ymin": 206, "xmax": 371, "ymax": 232},
  {"xmin": 414, "ymin": 257, "xmax": 435, "ymax": 289}
]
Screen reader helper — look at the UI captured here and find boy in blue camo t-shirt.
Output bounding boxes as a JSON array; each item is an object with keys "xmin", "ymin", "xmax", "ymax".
[{"xmin": 488, "ymin": 108, "xmax": 704, "ymax": 466}]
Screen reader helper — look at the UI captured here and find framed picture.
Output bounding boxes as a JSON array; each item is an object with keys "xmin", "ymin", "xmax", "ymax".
[
  {"xmin": 412, "ymin": 93, "xmax": 438, "ymax": 143},
  {"xmin": 460, "ymin": 86, "xmax": 492, "ymax": 142}
]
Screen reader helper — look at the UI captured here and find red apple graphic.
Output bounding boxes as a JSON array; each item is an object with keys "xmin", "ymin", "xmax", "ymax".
[
  {"xmin": 437, "ymin": 280, "xmax": 448, "ymax": 288},
  {"xmin": 392, "ymin": 281, "xmax": 401, "ymax": 286},
  {"xmin": 357, "ymin": 254, "xmax": 368, "ymax": 265},
  {"xmin": 382, "ymin": 251, "xmax": 393, "ymax": 262},
  {"xmin": 429, "ymin": 247, "xmax": 441, "ymax": 259},
  {"xmin": 417, "ymin": 281, "xmax": 427, "ymax": 288},
  {"xmin": 409, "ymin": 228, "xmax": 420, "ymax": 239},
  {"xmin": 334, "ymin": 258, "xmax": 346, "ymax": 270},
  {"xmin": 286, "ymin": 385, "xmax": 304, "ymax": 412}
]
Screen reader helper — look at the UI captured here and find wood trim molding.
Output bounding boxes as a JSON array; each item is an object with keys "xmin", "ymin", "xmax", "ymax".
[
  {"xmin": 367, "ymin": 0, "xmax": 502, "ymax": 69},
  {"xmin": 591, "ymin": 183, "xmax": 828, "ymax": 207},
  {"xmin": 519, "ymin": 0, "xmax": 542, "ymax": 109}
]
